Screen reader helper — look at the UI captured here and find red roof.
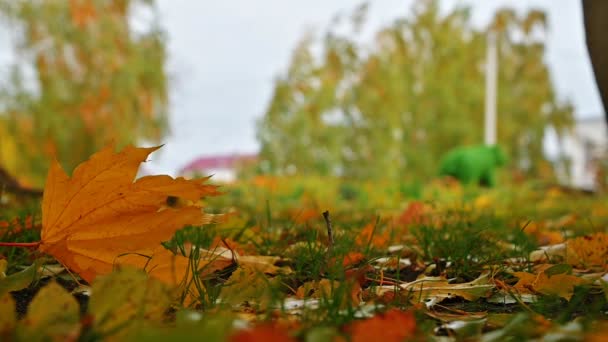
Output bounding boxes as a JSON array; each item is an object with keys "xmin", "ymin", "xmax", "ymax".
[{"xmin": 179, "ymin": 154, "xmax": 257, "ymax": 174}]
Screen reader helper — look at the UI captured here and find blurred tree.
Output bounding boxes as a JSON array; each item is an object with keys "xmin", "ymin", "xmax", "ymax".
[
  {"xmin": 0, "ymin": 0, "xmax": 167, "ymax": 187},
  {"xmin": 257, "ymin": 1, "xmax": 573, "ymax": 181}
]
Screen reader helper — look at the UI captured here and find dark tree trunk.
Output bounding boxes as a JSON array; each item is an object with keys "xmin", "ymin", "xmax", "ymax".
[{"xmin": 583, "ymin": 0, "xmax": 608, "ymax": 125}]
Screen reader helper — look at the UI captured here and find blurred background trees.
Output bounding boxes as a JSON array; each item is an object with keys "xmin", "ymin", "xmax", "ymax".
[
  {"xmin": 0, "ymin": 0, "xmax": 167, "ymax": 187},
  {"xmin": 257, "ymin": 1, "xmax": 574, "ymax": 182}
]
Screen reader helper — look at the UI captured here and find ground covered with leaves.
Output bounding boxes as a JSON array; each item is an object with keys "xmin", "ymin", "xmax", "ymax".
[{"xmin": 2, "ymin": 149, "xmax": 608, "ymax": 341}]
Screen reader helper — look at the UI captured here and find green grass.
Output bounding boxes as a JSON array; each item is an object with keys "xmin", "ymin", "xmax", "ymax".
[{"xmin": 2, "ymin": 178, "xmax": 608, "ymax": 340}]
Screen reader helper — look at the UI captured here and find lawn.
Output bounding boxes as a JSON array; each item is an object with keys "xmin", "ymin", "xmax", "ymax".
[{"xmin": 2, "ymin": 159, "xmax": 608, "ymax": 341}]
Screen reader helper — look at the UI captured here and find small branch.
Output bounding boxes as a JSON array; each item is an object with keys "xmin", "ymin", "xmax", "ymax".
[
  {"xmin": 322, "ymin": 210, "xmax": 334, "ymax": 253},
  {"xmin": 0, "ymin": 241, "xmax": 41, "ymax": 248}
]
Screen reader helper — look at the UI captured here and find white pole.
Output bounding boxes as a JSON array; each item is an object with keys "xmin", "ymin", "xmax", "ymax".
[{"xmin": 484, "ymin": 31, "xmax": 498, "ymax": 146}]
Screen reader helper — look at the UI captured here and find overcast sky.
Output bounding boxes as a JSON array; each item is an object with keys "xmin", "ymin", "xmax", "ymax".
[{"xmin": 1, "ymin": 1, "xmax": 602, "ymax": 175}]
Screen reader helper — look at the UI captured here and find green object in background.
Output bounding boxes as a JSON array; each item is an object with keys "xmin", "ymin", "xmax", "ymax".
[
  {"xmin": 439, "ymin": 144, "xmax": 507, "ymax": 187},
  {"xmin": 257, "ymin": 2, "xmax": 573, "ymax": 182}
]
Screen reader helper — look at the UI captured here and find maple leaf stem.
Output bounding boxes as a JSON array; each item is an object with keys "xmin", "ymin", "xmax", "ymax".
[{"xmin": 0, "ymin": 241, "xmax": 41, "ymax": 248}]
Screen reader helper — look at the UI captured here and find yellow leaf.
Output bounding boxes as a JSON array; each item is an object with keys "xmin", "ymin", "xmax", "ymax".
[
  {"xmin": 512, "ymin": 264, "xmax": 588, "ymax": 301},
  {"xmin": 565, "ymin": 233, "xmax": 608, "ymax": 269},
  {"xmin": 89, "ymin": 267, "xmax": 171, "ymax": 340},
  {"xmin": 219, "ymin": 264, "xmax": 281, "ymax": 308},
  {"xmin": 0, "ymin": 293, "xmax": 16, "ymax": 337},
  {"xmin": 38, "ymin": 144, "xmax": 219, "ymax": 284},
  {"xmin": 19, "ymin": 281, "xmax": 80, "ymax": 341}
]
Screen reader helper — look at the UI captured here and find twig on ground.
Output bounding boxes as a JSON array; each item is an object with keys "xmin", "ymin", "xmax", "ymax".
[{"xmin": 322, "ymin": 210, "xmax": 334, "ymax": 254}]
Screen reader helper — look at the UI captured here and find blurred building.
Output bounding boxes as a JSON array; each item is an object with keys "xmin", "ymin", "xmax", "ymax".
[
  {"xmin": 179, "ymin": 154, "xmax": 257, "ymax": 182},
  {"xmin": 559, "ymin": 116, "xmax": 607, "ymax": 190}
]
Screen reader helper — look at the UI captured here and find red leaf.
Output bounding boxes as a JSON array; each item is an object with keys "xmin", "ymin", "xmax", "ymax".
[{"xmin": 346, "ymin": 309, "xmax": 416, "ymax": 342}]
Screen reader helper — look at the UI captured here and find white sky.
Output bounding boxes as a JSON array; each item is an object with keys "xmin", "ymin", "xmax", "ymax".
[{"xmin": 0, "ymin": 1, "xmax": 603, "ymax": 175}]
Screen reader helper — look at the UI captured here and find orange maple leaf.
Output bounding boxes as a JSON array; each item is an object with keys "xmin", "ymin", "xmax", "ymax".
[
  {"xmin": 355, "ymin": 221, "xmax": 389, "ymax": 249},
  {"xmin": 37, "ymin": 144, "xmax": 219, "ymax": 284},
  {"xmin": 346, "ymin": 309, "xmax": 417, "ymax": 342}
]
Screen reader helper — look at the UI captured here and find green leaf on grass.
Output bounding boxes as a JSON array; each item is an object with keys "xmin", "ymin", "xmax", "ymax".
[{"xmin": 0, "ymin": 260, "xmax": 42, "ymax": 297}]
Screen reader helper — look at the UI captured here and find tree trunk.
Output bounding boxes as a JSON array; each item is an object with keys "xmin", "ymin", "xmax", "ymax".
[{"xmin": 583, "ymin": 0, "xmax": 608, "ymax": 125}]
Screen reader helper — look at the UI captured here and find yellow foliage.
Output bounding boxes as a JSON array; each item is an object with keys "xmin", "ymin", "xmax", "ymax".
[{"xmin": 566, "ymin": 233, "xmax": 608, "ymax": 269}]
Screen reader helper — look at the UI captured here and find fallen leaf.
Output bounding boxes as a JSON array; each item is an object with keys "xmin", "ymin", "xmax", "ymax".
[
  {"xmin": 296, "ymin": 278, "xmax": 362, "ymax": 307},
  {"xmin": 346, "ymin": 309, "xmax": 416, "ymax": 342},
  {"xmin": 396, "ymin": 201, "xmax": 429, "ymax": 227},
  {"xmin": 0, "ymin": 260, "xmax": 42, "ymax": 296},
  {"xmin": 355, "ymin": 220, "xmax": 389, "ymax": 249},
  {"xmin": 219, "ymin": 263, "xmax": 282, "ymax": 308},
  {"xmin": 565, "ymin": 233, "xmax": 608, "ymax": 269},
  {"xmin": 523, "ymin": 221, "xmax": 564, "ymax": 245},
  {"xmin": 296, "ymin": 279, "xmax": 340, "ymax": 299},
  {"xmin": 37, "ymin": 144, "xmax": 219, "ymax": 284},
  {"xmin": 210, "ymin": 236, "xmax": 247, "ymax": 256},
  {"xmin": 529, "ymin": 243, "xmax": 567, "ymax": 263},
  {"xmin": 18, "ymin": 281, "xmax": 80, "ymax": 341},
  {"xmin": 236, "ymin": 255, "xmax": 290, "ymax": 275},
  {"xmin": 114, "ymin": 245, "xmax": 195, "ymax": 290},
  {"xmin": 89, "ymin": 267, "xmax": 171, "ymax": 339},
  {"xmin": 512, "ymin": 264, "xmax": 588, "ymax": 300},
  {"xmin": 402, "ymin": 273, "xmax": 494, "ymax": 307},
  {"xmin": 341, "ymin": 252, "xmax": 365, "ymax": 268},
  {"xmin": 0, "ymin": 293, "xmax": 16, "ymax": 337},
  {"xmin": 424, "ymin": 309, "xmax": 487, "ymax": 323}
]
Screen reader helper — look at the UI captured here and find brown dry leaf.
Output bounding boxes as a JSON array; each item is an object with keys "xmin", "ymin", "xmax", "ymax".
[
  {"xmin": 38, "ymin": 144, "xmax": 219, "ymax": 284},
  {"xmin": 346, "ymin": 309, "xmax": 416, "ymax": 342},
  {"xmin": 403, "ymin": 273, "xmax": 494, "ymax": 306},
  {"xmin": 512, "ymin": 264, "xmax": 588, "ymax": 301}
]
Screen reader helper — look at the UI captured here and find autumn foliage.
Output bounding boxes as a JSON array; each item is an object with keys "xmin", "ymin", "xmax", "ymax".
[
  {"xmin": 38, "ymin": 144, "xmax": 220, "ymax": 284},
  {"xmin": 0, "ymin": 0, "xmax": 168, "ymax": 186},
  {"xmin": 2, "ymin": 144, "xmax": 608, "ymax": 340}
]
